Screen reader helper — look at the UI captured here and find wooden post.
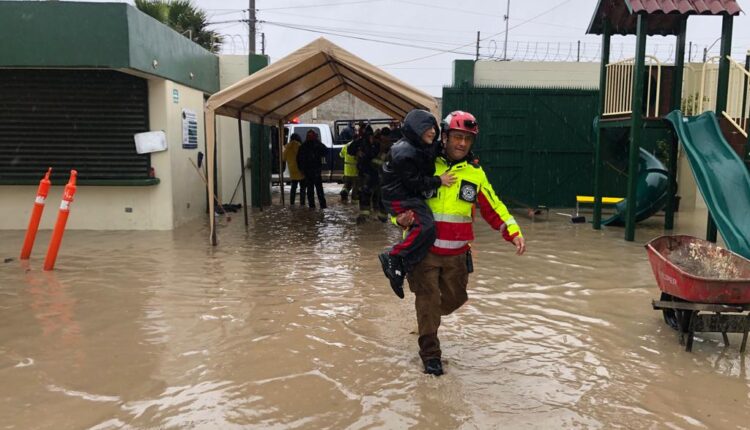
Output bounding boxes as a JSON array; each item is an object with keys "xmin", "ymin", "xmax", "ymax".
[
  {"xmin": 237, "ymin": 116, "xmax": 249, "ymax": 226},
  {"xmin": 665, "ymin": 17, "xmax": 687, "ymax": 231},
  {"xmin": 593, "ymin": 20, "xmax": 611, "ymax": 230},
  {"xmin": 625, "ymin": 14, "xmax": 648, "ymax": 242},
  {"xmin": 707, "ymin": 14, "xmax": 734, "ymax": 243}
]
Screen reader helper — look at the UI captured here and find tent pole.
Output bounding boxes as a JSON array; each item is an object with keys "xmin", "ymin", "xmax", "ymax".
[
  {"xmin": 278, "ymin": 119, "xmax": 285, "ymax": 205},
  {"xmin": 205, "ymin": 109, "xmax": 217, "ymax": 246},
  {"xmin": 237, "ymin": 116, "xmax": 249, "ymax": 226},
  {"xmin": 259, "ymin": 116, "xmax": 265, "ymax": 211}
]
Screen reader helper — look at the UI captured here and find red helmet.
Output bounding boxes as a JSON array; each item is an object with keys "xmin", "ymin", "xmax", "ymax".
[{"xmin": 442, "ymin": 111, "xmax": 478, "ymax": 135}]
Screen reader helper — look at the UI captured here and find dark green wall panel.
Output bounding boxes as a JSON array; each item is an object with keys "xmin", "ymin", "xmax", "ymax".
[
  {"xmin": 443, "ymin": 86, "xmax": 627, "ymax": 208},
  {"xmin": 0, "ymin": 1, "xmax": 218, "ymax": 93},
  {"xmin": 126, "ymin": 7, "xmax": 218, "ymax": 93},
  {"xmin": 452, "ymin": 60, "xmax": 475, "ymax": 87},
  {"xmin": 0, "ymin": 2, "xmax": 129, "ymax": 68}
]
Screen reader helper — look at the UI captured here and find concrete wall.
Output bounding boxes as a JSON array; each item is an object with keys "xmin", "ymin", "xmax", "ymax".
[
  {"xmin": 298, "ymin": 92, "xmax": 390, "ymax": 125},
  {"xmin": 0, "ymin": 73, "xmax": 207, "ymax": 230},
  {"xmin": 474, "ymin": 61, "xmax": 600, "ymax": 89},
  {"xmin": 216, "ymin": 55, "xmax": 250, "ymax": 204}
]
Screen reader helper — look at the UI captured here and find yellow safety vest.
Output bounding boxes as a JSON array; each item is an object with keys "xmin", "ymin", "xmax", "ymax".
[
  {"xmin": 427, "ymin": 156, "xmax": 522, "ymax": 255},
  {"xmin": 340, "ymin": 142, "xmax": 358, "ymax": 177}
]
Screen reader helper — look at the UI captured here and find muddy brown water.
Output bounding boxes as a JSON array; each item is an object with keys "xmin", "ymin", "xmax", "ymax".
[{"xmin": 1, "ymin": 188, "xmax": 749, "ymax": 429}]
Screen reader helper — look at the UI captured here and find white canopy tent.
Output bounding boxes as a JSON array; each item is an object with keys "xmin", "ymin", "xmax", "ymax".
[{"xmin": 204, "ymin": 37, "xmax": 440, "ymax": 244}]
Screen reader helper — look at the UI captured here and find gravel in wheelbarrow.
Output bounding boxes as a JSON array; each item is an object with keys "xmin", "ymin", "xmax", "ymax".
[{"xmin": 645, "ymin": 235, "xmax": 750, "ymax": 304}]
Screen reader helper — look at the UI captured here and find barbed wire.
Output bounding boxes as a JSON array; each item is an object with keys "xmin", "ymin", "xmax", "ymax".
[
  {"xmin": 216, "ymin": 31, "xmax": 749, "ymax": 64},
  {"xmin": 481, "ymin": 39, "xmax": 748, "ymax": 63}
]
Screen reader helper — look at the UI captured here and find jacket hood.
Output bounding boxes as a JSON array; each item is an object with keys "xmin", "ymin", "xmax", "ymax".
[{"xmin": 402, "ymin": 109, "xmax": 439, "ymax": 147}]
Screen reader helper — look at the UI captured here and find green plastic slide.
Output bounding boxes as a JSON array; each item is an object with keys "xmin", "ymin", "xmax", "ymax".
[
  {"xmin": 602, "ymin": 148, "xmax": 669, "ymax": 226},
  {"xmin": 665, "ymin": 110, "xmax": 750, "ymax": 259}
]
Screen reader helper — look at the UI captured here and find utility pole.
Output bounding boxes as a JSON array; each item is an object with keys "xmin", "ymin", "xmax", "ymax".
[
  {"xmin": 475, "ymin": 31, "xmax": 480, "ymax": 61},
  {"xmin": 503, "ymin": 0, "xmax": 510, "ymax": 60},
  {"xmin": 261, "ymin": 33, "xmax": 266, "ymax": 55},
  {"xmin": 249, "ymin": 0, "xmax": 256, "ymax": 54}
]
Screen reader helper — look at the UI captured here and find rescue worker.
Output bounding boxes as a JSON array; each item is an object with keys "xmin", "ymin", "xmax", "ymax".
[
  {"xmin": 369, "ymin": 130, "xmax": 388, "ymax": 221},
  {"xmin": 348, "ymin": 125, "xmax": 380, "ymax": 223},
  {"xmin": 339, "ymin": 140, "xmax": 359, "ymax": 202},
  {"xmin": 338, "ymin": 122, "xmax": 355, "ymax": 145},
  {"xmin": 395, "ymin": 110, "xmax": 526, "ymax": 376},
  {"xmin": 297, "ymin": 129, "xmax": 327, "ymax": 209},
  {"xmin": 282, "ymin": 133, "xmax": 306, "ymax": 206}
]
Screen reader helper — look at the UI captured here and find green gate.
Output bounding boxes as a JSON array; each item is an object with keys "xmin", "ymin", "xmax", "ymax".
[{"xmin": 442, "ymin": 86, "xmax": 627, "ymax": 208}]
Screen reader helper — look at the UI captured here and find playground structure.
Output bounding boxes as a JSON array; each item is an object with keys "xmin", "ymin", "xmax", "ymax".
[
  {"xmin": 589, "ymin": 0, "xmax": 750, "ymax": 352},
  {"xmin": 587, "ymin": 0, "xmax": 748, "ymax": 244}
]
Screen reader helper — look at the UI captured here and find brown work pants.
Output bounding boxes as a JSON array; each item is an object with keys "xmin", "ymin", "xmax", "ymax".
[{"xmin": 406, "ymin": 252, "xmax": 469, "ymax": 363}]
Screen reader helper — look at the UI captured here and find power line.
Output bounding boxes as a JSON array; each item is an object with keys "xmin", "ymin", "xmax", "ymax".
[
  {"xmin": 207, "ymin": 18, "xmax": 248, "ymax": 26},
  {"xmin": 262, "ymin": 20, "xmax": 478, "ymax": 56},
  {"xmin": 259, "ymin": 9, "xmax": 479, "ymax": 35},
  {"xmin": 262, "ymin": 21, "xmax": 474, "ymax": 47},
  {"xmin": 260, "ymin": 0, "xmax": 386, "ymax": 11},
  {"xmin": 395, "ymin": 0, "xmax": 504, "ymax": 18},
  {"xmin": 378, "ymin": 0, "xmax": 574, "ymax": 66}
]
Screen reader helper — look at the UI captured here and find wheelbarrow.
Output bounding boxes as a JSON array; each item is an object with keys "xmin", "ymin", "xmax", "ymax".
[{"xmin": 646, "ymin": 235, "xmax": 750, "ymax": 352}]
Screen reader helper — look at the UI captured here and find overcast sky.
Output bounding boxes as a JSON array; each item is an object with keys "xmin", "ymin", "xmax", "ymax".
[{"xmin": 77, "ymin": 0, "xmax": 750, "ymax": 95}]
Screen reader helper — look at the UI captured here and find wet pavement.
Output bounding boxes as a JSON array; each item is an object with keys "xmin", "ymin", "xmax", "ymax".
[{"xmin": 1, "ymin": 186, "xmax": 749, "ymax": 429}]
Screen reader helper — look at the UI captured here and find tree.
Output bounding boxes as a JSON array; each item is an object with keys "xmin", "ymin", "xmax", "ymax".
[{"xmin": 135, "ymin": 0, "xmax": 222, "ymax": 53}]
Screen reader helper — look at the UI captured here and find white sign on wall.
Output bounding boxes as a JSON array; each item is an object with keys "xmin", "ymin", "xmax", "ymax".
[
  {"xmin": 133, "ymin": 131, "xmax": 168, "ymax": 154},
  {"xmin": 182, "ymin": 109, "xmax": 198, "ymax": 149}
]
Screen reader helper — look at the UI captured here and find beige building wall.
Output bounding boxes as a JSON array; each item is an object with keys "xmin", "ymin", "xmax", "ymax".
[
  {"xmin": 216, "ymin": 55, "xmax": 251, "ymax": 204},
  {"xmin": 0, "ymin": 74, "xmax": 208, "ymax": 231},
  {"xmin": 474, "ymin": 61, "xmax": 600, "ymax": 88},
  {"xmin": 161, "ymin": 80, "xmax": 211, "ymax": 228}
]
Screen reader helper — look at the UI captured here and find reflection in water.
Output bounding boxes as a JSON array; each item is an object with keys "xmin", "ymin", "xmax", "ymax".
[{"xmin": 1, "ymin": 187, "xmax": 749, "ymax": 429}]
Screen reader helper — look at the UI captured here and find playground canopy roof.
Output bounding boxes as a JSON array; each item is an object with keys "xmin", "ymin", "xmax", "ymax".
[
  {"xmin": 587, "ymin": 0, "xmax": 742, "ymax": 36},
  {"xmin": 204, "ymin": 37, "xmax": 440, "ymax": 123}
]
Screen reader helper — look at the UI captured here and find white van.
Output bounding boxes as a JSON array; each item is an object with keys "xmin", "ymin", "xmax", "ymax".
[{"xmin": 282, "ymin": 123, "xmax": 345, "ymax": 182}]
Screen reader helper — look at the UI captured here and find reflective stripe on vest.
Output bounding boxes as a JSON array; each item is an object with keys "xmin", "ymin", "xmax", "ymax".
[
  {"xmin": 500, "ymin": 216, "xmax": 519, "ymax": 234},
  {"xmin": 433, "ymin": 213, "xmax": 472, "ymax": 223},
  {"xmin": 433, "ymin": 238, "xmax": 469, "ymax": 250}
]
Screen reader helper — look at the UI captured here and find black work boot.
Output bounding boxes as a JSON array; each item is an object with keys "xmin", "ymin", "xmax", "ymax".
[
  {"xmin": 423, "ymin": 358, "xmax": 443, "ymax": 376},
  {"xmin": 378, "ymin": 252, "xmax": 405, "ymax": 299}
]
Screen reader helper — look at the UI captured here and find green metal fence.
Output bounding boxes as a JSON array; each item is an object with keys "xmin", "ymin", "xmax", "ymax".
[{"xmin": 442, "ymin": 86, "xmax": 628, "ymax": 208}]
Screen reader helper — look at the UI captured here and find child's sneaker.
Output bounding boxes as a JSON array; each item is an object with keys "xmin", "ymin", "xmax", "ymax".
[
  {"xmin": 423, "ymin": 358, "xmax": 443, "ymax": 376},
  {"xmin": 378, "ymin": 252, "xmax": 405, "ymax": 299}
]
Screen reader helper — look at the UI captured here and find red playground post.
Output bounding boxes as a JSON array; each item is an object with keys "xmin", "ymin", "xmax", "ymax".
[
  {"xmin": 20, "ymin": 168, "xmax": 53, "ymax": 260},
  {"xmin": 43, "ymin": 170, "xmax": 78, "ymax": 271}
]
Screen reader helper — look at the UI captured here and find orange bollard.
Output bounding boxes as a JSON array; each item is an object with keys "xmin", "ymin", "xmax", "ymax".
[
  {"xmin": 43, "ymin": 170, "xmax": 77, "ymax": 271},
  {"xmin": 20, "ymin": 168, "xmax": 53, "ymax": 260}
]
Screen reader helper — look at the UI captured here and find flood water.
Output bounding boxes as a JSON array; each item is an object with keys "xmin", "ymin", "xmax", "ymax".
[{"xmin": 1, "ymin": 186, "xmax": 749, "ymax": 429}]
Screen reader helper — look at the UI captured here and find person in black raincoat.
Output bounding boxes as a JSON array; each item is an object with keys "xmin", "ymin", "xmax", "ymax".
[
  {"xmin": 348, "ymin": 125, "xmax": 381, "ymax": 222},
  {"xmin": 296, "ymin": 129, "xmax": 327, "ymax": 209},
  {"xmin": 378, "ymin": 109, "xmax": 455, "ymax": 298}
]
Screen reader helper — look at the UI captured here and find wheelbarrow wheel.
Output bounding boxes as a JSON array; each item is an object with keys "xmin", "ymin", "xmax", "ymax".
[{"xmin": 661, "ymin": 292, "xmax": 690, "ymax": 332}]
